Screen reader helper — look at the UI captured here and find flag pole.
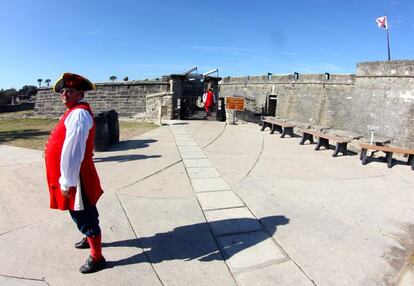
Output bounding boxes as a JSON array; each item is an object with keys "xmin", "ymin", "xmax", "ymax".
[{"xmin": 386, "ymin": 27, "xmax": 391, "ymax": 61}]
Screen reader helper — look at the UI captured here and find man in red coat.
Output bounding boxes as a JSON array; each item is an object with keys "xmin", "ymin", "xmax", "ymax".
[
  {"xmin": 45, "ymin": 73, "xmax": 106, "ymax": 274},
  {"xmin": 203, "ymin": 88, "xmax": 215, "ymax": 117}
]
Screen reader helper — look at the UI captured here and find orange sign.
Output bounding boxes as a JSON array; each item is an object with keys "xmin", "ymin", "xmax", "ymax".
[{"xmin": 226, "ymin": 97, "xmax": 245, "ymax": 111}]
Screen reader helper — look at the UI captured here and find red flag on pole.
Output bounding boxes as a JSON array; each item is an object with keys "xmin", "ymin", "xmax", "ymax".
[
  {"xmin": 376, "ymin": 16, "xmax": 388, "ymax": 29},
  {"xmin": 375, "ymin": 16, "xmax": 391, "ymax": 60}
]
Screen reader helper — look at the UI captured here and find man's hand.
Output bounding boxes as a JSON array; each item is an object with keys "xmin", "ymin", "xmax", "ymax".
[{"xmin": 61, "ymin": 189, "xmax": 70, "ymax": 198}]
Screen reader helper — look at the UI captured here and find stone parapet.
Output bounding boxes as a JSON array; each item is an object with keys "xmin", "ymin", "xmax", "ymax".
[
  {"xmin": 34, "ymin": 81, "xmax": 170, "ymax": 119},
  {"xmin": 356, "ymin": 60, "xmax": 414, "ymax": 77},
  {"xmin": 145, "ymin": 92, "xmax": 174, "ymax": 123}
]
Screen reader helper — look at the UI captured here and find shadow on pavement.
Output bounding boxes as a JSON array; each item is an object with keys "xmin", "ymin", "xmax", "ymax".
[
  {"xmin": 0, "ymin": 129, "xmax": 50, "ymax": 143},
  {"xmin": 106, "ymin": 139, "xmax": 157, "ymax": 152},
  {"xmin": 93, "ymin": 154, "xmax": 161, "ymax": 163},
  {"xmin": 168, "ymin": 122, "xmax": 188, "ymax": 126},
  {"xmin": 103, "ymin": 215, "xmax": 289, "ymax": 268},
  {"xmin": 364, "ymin": 155, "xmax": 411, "ymax": 168}
]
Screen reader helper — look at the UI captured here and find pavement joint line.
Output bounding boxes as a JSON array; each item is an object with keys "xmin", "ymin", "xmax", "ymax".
[
  {"xmin": 192, "ymin": 188, "xmax": 232, "ymax": 193},
  {"xmin": 0, "ymin": 274, "xmax": 50, "ymax": 285},
  {"xmin": 227, "ymin": 257, "xmax": 292, "ymax": 275},
  {"xmin": 200, "ymin": 205, "xmax": 248, "ymax": 212},
  {"xmin": 189, "ymin": 175, "xmax": 222, "ymax": 179},
  {"xmin": 0, "ymin": 213, "xmax": 66, "ymax": 237},
  {"xmin": 117, "ymin": 192, "xmax": 193, "ymax": 200},
  {"xmin": 117, "ymin": 160, "xmax": 182, "ymax": 191},
  {"xmin": 204, "ymin": 206, "xmax": 248, "ymax": 212},
  {"xmin": 234, "ymin": 131, "xmax": 265, "ymax": 186},
  {"xmin": 212, "ymin": 228, "xmax": 266, "ymax": 238},
  {"xmin": 114, "ymin": 193, "xmax": 165, "ymax": 286},
  {"xmin": 200, "ymin": 122, "xmax": 227, "ymax": 149}
]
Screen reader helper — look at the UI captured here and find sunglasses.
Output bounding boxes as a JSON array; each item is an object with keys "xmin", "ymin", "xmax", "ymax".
[{"xmin": 60, "ymin": 88, "xmax": 79, "ymax": 95}]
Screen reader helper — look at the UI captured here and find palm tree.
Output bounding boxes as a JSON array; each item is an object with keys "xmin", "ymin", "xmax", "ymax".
[
  {"xmin": 44, "ymin": 79, "xmax": 51, "ymax": 87},
  {"xmin": 109, "ymin": 76, "xmax": 117, "ymax": 82},
  {"xmin": 37, "ymin": 79, "xmax": 43, "ymax": 88}
]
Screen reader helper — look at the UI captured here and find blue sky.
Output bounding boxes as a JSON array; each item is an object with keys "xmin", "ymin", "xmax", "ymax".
[{"xmin": 0, "ymin": 0, "xmax": 413, "ymax": 89}]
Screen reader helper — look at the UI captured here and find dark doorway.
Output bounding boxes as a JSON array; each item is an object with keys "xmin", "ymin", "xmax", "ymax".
[{"xmin": 264, "ymin": 94, "xmax": 277, "ymax": 116}]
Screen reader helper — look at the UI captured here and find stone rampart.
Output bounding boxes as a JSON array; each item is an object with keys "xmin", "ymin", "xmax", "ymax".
[
  {"xmin": 34, "ymin": 80, "xmax": 169, "ymax": 118},
  {"xmin": 145, "ymin": 92, "xmax": 174, "ymax": 122},
  {"xmin": 219, "ymin": 60, "xmax": 414, "ymax": 148},
  {"xmin": 348, "ymin": 60, "xmax": 414, "ymax": 147},
  {"xmin": 33, "ymin": 61, "xmax": 414, "ymax": 148}
]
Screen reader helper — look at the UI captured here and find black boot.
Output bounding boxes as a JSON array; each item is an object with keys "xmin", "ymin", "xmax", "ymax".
[
  {"xmin": 75, "ymin": 237, "xmax": 90, "ymax": 249},
  {"xmin": 79, "ymin": 255, "xmax": 106, "ymax": 274}
]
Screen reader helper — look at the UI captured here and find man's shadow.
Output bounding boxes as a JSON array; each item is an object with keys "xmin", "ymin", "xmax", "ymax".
[
  {"xmin": 93, "ymin": 154, "xmax": 161, "ymax": 163},
  {"xmin": 107, "ymin": 139, "xmax": 157, "ymax": 151},
  {"xmin": 103, "ymin": 215, "xmax": 289, "ymax": 268}
]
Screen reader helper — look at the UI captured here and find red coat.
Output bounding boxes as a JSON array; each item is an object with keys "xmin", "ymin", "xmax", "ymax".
[
  {"xmin": 204, "ymin": 91, "xmax": 214, "ymax": 108},
  {"xmin": 45, "ymin": 102, "xmax": 103, "ymax": 210}
]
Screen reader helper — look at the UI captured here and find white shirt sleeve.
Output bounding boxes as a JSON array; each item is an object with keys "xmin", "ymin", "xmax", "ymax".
[{"xmin": 59, "ymin": 108, "xmax": 93, "ymax": 191}]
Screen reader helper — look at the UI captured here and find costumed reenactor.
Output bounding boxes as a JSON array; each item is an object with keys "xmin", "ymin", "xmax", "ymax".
[
  {"xmin": 202, "ymin": 88, "xmax": 216, "ymax": 117},
  {"xmin": 44, "ymin": 72, "xmax": 106, "ymax": 274}
]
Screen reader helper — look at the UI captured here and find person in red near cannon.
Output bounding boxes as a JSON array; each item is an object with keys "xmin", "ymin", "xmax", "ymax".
[
  {"xmin": 202, "ymin": 88, "xmax": 216, "ymax": 117},
  {"xmin": 44, "ymin": 72, "xmax": 106, "ymax": 274}
]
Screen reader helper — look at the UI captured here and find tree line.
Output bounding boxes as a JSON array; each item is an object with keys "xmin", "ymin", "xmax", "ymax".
[
  {"xmin": 0, "ymin": 75, "xmax": 131, "ymax": 106},
  {"xmin": 0, "ymin": 85, "xmax": 37, "ymax": 106}
]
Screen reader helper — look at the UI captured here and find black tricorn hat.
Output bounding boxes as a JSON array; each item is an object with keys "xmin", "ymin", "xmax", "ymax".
[{"xmin": 53, "ymin": 73, "xmax": 95, "ymax": 92}]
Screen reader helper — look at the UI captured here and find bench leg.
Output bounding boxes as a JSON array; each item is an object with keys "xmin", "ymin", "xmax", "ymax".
[
  {"xmin": 300, "ymin": 133, "xmax": 314, "ymax": 145},
  {"xmin": 315, "ymin": 137, "xmax": 329, "ymax": 151},
  {"xmin": 333, "ymin": 142, "xmax": 348, "ymax": 157},
  {"xmin": 281, "ymin": 127, "xmax": 294, "ymax": 138},
  {"xmin": 272, "ymin": 124, "xmax": 283, "ymax": 134},
  {"xmin": 270, "ymin": 124, "xmax": 276, "ymax": 134},
  {"xmin": 385, "ymin": 152, "xmax": 393, "ymax": 168},
  {"xmin": 261, "ymin": 122, "xmax": 268, "ymax": 131},
  {"xmin": 408, "ymin": 154, "xmax": 413, "ymax": 166},
  {"xmin": 361, "ymin": 148, "xmax": 368, "ymax": 165},
  {"xmin": 407, "ymin": 155, "xmax": 414, "ymax": 170},
  {"xmin": 410, "ymin": 155, "xmax": 414, "ymax": 170}
]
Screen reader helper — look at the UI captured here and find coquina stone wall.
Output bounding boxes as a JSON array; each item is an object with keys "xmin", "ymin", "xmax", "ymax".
[
  {"xmin": 145, "ymin": 92, "xmax": 174, "ymax": 122},
  {"xmin": 35, "ymin": 80, "xmax": 170, "ymax": 119},
  {"xmin": 348, "ymin": 61, "xmax": 414, "ymax": 148},
  {"xmin": 34, "ymin": 60, "xmax": 414, "ymax": 147},
  {"xmin": 220, "ymin": 74, "xmax": 355, "ymax": 127},
  {"xmin": 219, "ymin": 60, "xmax": 414, "ymax": 148}
]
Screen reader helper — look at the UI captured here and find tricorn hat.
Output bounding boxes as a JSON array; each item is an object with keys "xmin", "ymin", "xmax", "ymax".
[{"xmin": 53, "ymin": 73, "xmax": 95, "ymax": 92}]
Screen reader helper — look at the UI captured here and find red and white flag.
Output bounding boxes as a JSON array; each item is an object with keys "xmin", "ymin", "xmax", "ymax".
[{"xmin": 376, "ymin": 16, "xmax": 388, "ymax": 29}]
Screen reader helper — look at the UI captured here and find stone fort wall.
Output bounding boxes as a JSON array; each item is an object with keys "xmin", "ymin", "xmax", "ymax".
[
  {"xmin": 35, "ymin": 80, "xmax": 170, "ymax": 119},
  {"xmin": 34, "ymin": 60, "xmax": 414, "ymax": 148},
  {"xmin": 219, "ymin": 60, "xmax": 414, "ymax": 148}
]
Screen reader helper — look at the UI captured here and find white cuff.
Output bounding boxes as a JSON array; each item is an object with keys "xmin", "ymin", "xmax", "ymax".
[{"xmin": 60, "ymin": 184, "xmax": 69, "ymax": 191}]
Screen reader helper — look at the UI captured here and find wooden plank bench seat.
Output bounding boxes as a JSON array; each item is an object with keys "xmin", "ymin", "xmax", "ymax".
[
  {"xmin": 260, "ymin": 116, "xmax": 296, "ymax": 138},
  {"xmin": 299, "ymin": 128, "xmax": 351, "ymax": 157},
  {"xmin": 359, "ymin": 143, "xmax": 414, "ymax": 169}
]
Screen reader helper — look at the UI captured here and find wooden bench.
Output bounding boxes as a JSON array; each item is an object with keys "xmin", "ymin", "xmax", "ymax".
[
  {"xmin": 299, "ymin": 128, "xmax": 351, "ymax": 157},
  {"xmin": 359, "ymin": 143, "xmax": 414, "ymax": 170},
  {"xmin": 260, "ymin": 116, "xmax": 296, "ymax": 138}
]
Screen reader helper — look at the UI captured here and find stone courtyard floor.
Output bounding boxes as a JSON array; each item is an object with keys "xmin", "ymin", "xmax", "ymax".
[{"xmin": 1, "ymin": 120, "xmax": 414, "ymax": 285}]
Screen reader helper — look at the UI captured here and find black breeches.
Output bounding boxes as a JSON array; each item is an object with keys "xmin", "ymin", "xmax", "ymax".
[{"xmin": 69, "ymin": 179, "xmax": 101, "ymax": 237}]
